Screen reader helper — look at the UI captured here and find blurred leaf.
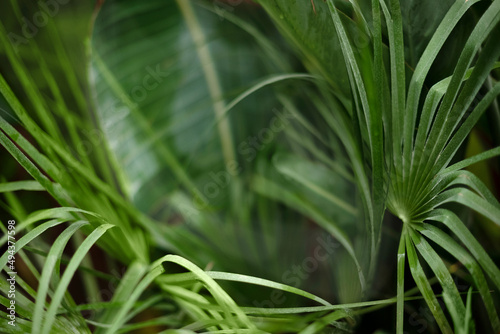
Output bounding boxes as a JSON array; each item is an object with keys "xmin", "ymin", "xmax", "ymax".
[
  {"xmin": 256, "ymin": 0, "xmax": 353, "ymax": 103},
  {"xmin": 91, "ymin": 0, "xmax": 284, "ymax": 218}
]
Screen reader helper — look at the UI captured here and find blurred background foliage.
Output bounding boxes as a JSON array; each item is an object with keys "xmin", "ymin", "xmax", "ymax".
[{"xmin": 1, "ymin": 0, "xmax": 500, "ymax": 333}]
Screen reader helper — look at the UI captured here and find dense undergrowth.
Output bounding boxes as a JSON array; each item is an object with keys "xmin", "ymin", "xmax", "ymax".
[{"xmin": 1, "ymin": 0, "xmax": 500, "ymax": 333}]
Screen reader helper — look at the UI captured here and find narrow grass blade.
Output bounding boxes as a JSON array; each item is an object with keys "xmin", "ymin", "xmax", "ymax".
[
  {"xmin": 0, "ymin": 181, "xmax": 44, "ymax": 193},
  {"xmin": 95, "ymin": 261, "xmax": 148, "ymax": 334},
  {"xmin": 446, "ymin": 145, "xmax": 500, "ymax": 173},
  {"xmin": 443, "ymin": 170, "xmax": 500, "ymax": 209},
  {"xmin": 416, "ymin": 223, "xmax": 500, "ymax": 332},
  {"xmin": 379, "ymin": 0, "xmax": 405, "ymax": 173},
  {"xmin": 425, "ymin": 209, "xmax": 500, "ymax": 292},
  {"xmin": 41, "ymin": 224, "xmax": 114, "ymax": 334},
  {"xmin": 0, "ymin": 219, "xmax": 66, "ymax": 270},
  {"xmin": 32, "ymin": 221, "xmax": 89, "ymax": 334},
  {"xmin": 409, "ymin": 228, "xmax": 466, "ymax": 333},
  {"xmin": 0, "ymin": 124, "xmax": 68, "ymax": 206},
  {"xmin": 405, "ymin": 0, "xmax": 481, "ymax": 135},
  {"xmin": 464, "ymin": 288, "xmax": 474, "ymax": 333},
  {"xmin": 436, "ymin": 188, "xmax": 500, "ymax": 227},
  {"xmin": 154, "ymin": 255, "xmax": 256, "ymax": 330},
  {"xmin": 298, "ymin": 309, "xmax": 350, "ymax": 334},
  {"xmin": 158, "ymin": 271, "xmax": 331, "ymax": 306},
  {"xmin": 405, "ymin": 229, "xmax": 453, "ymax": 334}
]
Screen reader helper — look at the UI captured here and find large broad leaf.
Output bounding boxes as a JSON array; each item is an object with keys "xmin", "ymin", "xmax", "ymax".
[{"xmin": 90, "ymin": 0, "xmax": 282, "ymax": 218}]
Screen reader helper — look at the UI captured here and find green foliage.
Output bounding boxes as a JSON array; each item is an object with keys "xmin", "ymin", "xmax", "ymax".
[{"xmin": 1, "ymin": 0, "xmax": 500, "ymax": 332}]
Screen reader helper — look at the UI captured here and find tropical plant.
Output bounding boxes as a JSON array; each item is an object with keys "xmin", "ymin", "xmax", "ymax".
[{"xmin": 1, "ymin": 0, "xmax": 500, "ymax": 333}]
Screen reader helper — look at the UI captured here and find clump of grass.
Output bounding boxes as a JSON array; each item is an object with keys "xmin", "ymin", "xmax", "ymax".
[{"xmin": 1, "ymin": 0, "xmax": 500, "ymax": 332}]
